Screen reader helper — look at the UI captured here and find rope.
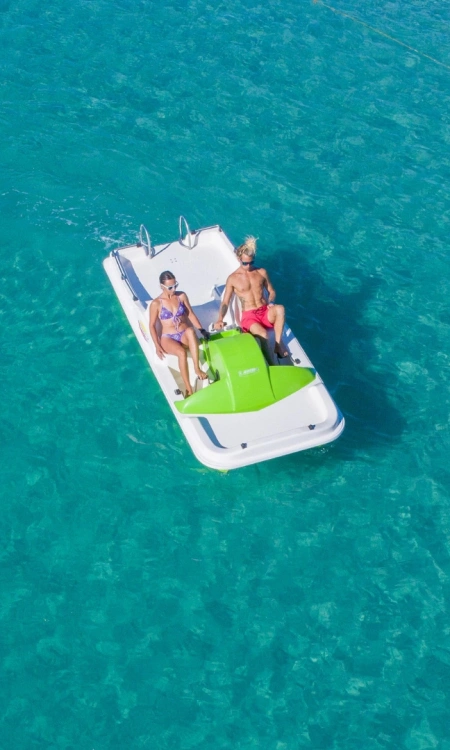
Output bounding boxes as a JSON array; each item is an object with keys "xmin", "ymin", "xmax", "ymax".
[{"xmin": 313, "ymin": 0, "xmax": 450, "ymax": 73}]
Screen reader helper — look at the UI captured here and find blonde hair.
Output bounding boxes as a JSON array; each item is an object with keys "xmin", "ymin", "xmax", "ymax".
[{"xmin": 235, "ymin": 235, "xmax": 257, "ymax": 259}]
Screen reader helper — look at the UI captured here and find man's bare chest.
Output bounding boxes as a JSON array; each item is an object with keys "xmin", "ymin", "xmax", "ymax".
[{"xmin": 233, "ymin": 272, "xmax": 264, "ymax": 295}]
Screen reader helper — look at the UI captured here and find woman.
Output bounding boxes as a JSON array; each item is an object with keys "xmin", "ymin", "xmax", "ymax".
[{"xmin": 149, "ymin": 271, "xmax": 209, "ymax": 397}]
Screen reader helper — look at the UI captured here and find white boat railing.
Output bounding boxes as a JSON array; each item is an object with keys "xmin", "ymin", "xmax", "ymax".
[
  {"xmin": 139, "ymin": 224, "xmax": 154, "ymax": 257},
  {"xmin": 178, "ymin": 217, "xmax": 226, "ymax": 249},
  {"xmin": 178, "ymin": 215, "xmax": 193, "ymax": 249},
  {"xmin": 112, "ymin": 249, "xmax": 139, "ymax": 301}
]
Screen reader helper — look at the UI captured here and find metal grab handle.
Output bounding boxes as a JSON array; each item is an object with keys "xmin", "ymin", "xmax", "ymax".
[
  {"xmin": 178, "ymin": 215, "xmax": 193, "ymax": 249},
  {"xmin": 112, "ymin": 250, "xmax": 138, "ymax": 301},
  {"xmin": 139, "ymin": 224, "xmax": 154, "ymax": 258}
]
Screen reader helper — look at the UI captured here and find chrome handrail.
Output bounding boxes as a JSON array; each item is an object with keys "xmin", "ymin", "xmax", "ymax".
[
  {"xmin": 196, "ymin": 224, "xmax": 222, "ymax": 233},
  {"xmin": 139, "ymin": 224, "xmax": 154, "ymax": 258},
  {"xmin": 112, "ymin": 249, "xmax": 139, "ymax": 301},
  {"xmin": 178, "ymin": 215, "xmax": 193, "ymax": 249}
]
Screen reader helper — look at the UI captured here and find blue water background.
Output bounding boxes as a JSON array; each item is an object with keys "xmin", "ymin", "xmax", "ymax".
[{"xmin": 1, "ymin": 0, "xmax": 450, "ymax": 747}]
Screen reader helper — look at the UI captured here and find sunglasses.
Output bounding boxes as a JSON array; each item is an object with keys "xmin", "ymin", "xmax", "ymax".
[
  {"xmin": 162, "ymin": 282, "xmax": 178, "ymax": 290},
  {"xmin": 241, "ymin": 260, "xmax": 254, "ymax": 267}
]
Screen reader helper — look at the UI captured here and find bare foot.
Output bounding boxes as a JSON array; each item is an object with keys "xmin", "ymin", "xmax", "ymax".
[
  {"xmin": 195, "ymin": 369, "xmax": 208, "ymax": 380},
  {"xmin": 274, "ymin": 342, "xmax": 288, "ymax": 359}
]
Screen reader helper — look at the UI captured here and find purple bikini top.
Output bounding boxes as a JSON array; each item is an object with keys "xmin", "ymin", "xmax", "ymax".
[{"xmin": 159, "ymin": 298, "xmax": 187, "ymax": 331}]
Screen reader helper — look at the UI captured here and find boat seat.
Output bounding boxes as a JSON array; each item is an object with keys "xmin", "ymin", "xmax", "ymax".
[
  {"xmin": 230, "ymin": 293, "xmax": 242, "ymax": 327},
  {"xmin": 144, "ymin": 295, "xmax": 215, "ymax": 388},
  {"xmin": 147, "ymin": 313, "xmax": 209, "ymax": 389},
  {"xmin": 190, "ymin": 284, "xmax": 238, "ymax": 333},
  {"xmin": 191, "ymin": 299, "xmax": 221, "ymax": 332},
  {"xmin": 204, "ymin": 289, "xmax": 241, "ymax": 332},
  {"xmin": 145, "ymin": 286, "xmax": 231, "ymax": 336}
]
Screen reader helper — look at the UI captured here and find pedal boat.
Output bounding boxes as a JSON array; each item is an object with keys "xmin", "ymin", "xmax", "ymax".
[{"xmin": 102, "ymin": 218, "xmax": 345, "ymax": 470}]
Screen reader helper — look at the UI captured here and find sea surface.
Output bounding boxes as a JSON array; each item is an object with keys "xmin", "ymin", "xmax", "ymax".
[{"xmin": 1, "ymin": 0, "xmax": 450, "ymax": 747}]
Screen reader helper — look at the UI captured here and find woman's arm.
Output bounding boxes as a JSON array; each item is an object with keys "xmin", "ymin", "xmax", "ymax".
[{"xmin": 149, "ymin": 300, "xmax": 166, "ymax": 359}]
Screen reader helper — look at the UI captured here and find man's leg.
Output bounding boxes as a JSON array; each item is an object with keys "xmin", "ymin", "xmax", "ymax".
[
  {"xmin": 267, "ymin": 304, "xmax": 288, "ymax": 358},
  {"xmin": 249, "ymin": 322, "xmax": 274, "ymax": 365}
]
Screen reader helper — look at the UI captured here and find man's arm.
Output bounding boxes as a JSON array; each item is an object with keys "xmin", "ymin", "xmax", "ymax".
[
  {"xmin": 260, "ymin": 268, "xmax": 276, "ymax": 303},
  {"xmin": 214, "ymin": 276, "xmax": 234, "ymax": 329}
]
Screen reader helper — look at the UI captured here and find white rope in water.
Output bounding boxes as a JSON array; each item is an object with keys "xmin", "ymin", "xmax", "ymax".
[{"xmin": 314, "ymin": 0, "xmax": 450, "ymax": 73}]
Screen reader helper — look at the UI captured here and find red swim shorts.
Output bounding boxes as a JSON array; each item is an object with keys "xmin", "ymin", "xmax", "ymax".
[{"xmin": 240, "ymin": 304, "xmax": 274, "ymax": 333}]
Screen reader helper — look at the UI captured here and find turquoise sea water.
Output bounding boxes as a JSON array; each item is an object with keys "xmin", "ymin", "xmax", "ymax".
[{"xmin": 1, "ymin": 0, "xmax": 450, "ymax": 747}]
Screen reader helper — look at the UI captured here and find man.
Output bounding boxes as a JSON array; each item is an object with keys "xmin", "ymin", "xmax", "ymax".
[{"xmin": 214, "ymin": 236, "xmax": 288, "ymax": 362}]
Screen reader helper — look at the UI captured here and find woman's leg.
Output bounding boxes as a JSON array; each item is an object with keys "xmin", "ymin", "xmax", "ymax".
[
  {"xmin": 160, "ymin": 336, "xmax": 192, "ymax": 396},
  {"xmin": 181, "ymin": 328, "xmax": 207, "ymax": 380}
]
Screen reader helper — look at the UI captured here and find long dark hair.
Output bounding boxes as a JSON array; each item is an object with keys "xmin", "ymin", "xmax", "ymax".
[{"xmin": 159, "ymin": 270, "xmax": 176, "ymax": 284}]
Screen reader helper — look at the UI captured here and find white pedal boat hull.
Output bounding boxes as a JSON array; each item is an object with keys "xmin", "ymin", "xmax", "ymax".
[{"xmin": 103, "ymin": 222, "xmax": 344, "ymax": 470}]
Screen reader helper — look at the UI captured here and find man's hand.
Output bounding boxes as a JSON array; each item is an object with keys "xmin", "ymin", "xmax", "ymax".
[
  {"xmin": 155, "ymin": 344, "xmax": 166, "ymax": 360},
  {"xmin": 213, "ymin": 320, "xmax": 225, "ymax": 330}
]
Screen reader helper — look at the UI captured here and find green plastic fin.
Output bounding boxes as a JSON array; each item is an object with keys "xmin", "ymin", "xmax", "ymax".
[
  {"xmin": 269, "ymin": 366, "xmax": 315, "ymax": 401},
  {"xmin": 175, "ymin": 380, "xmax": 234, "ymax": 415}
]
